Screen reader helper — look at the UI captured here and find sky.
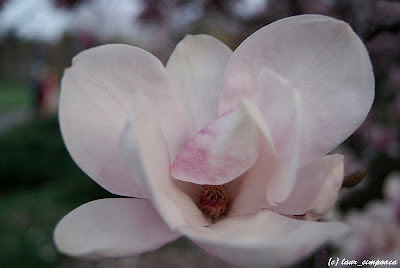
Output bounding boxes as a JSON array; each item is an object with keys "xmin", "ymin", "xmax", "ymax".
[
  {"xmin": 0, "ymin": 0, "xmax": 73, "ymax": 42},
  {"xmin": 0, "ymin": 0, "xmax": 144, "ymax": 43},
  {"xmin": 0, "ymin": 0, "xmax": 268, "ymax": 43}
]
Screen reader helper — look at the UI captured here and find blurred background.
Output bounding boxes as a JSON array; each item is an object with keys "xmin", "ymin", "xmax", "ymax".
[{"xmin": 0, "ymin": 0, "xmax": 399, "ymax": 267}]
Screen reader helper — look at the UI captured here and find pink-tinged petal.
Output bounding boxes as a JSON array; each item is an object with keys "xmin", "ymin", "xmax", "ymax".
[
  {"xmin": 257, "ymin": 68, "xmax": 301, "ymax": 159},
  {"xmin": 59, "ymin": 44, "xmax": 189, "ymax": 197},
  {"xmin": 228, "ymin": 143, "xmax": 279, "ymax": 216},
  {"xmin": 121, "ymin": 95, "xmax": 210, "ymax": 230},
  {"xmin": 220, "ymin": 14, "xmax": 374, "ymax": 164},
  {"xmin": 120, "ymin": 92, "xmax": 164, "ymax": 196},
  {"xmin": 166, "ymin": 34, "xmax": 232, "ymax": 136},
  {"xmin": 229, "ymin": 68, "xmax": 303, "ymax": 209},
  {"xmin": 54, "ymin": 198, "xmax": 180, "ymax": 258},
  {"xmin": 226, "ymin": 101, "xmax": 286, "ymax": 216},
  {"xmin": 258, "ymin": 68, "xmax": 302, "ymax": 204},
  {"xmin": 267, "ymin": 154, "xmax": 344, "ymax": 219},
  {"xmin": 229, "ymin": 147, "xmax": 299, "ymax": 215},
  {"xmin": 180, "ymin": 210, "xmax": 349, "ymax": 268},
  {"xmin": 171, "ymin": 102, "xmax": 262, "ymax": 186},
  {"xmin": 300, "ymin": 155, "xmax": 345, "ymax": 220}
]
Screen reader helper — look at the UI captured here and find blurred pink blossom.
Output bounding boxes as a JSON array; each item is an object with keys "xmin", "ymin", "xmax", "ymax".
[
  {"xmin": 340, "ymin": 203, "xmax": 400, "ymax": 261},
  {"xmin": 389, "ymin": 66, "xmax": 400, "ymax": 90},
  {"xmin": 338, "ymin": 173, "xmax": 400, "ymax": 262},
  {"xmin": 366, "ymin": 124, "xmax": 398, "ymax": 154},
  {"xmin": 384, "ymin": 172, "xmax": 400, "ymax": 221},
  {"xmin": 392, "ymin": 94, "xmax": 400, "ymax": 119}
]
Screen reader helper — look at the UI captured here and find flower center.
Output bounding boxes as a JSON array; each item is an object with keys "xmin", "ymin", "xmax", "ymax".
[{"xmin": 199, "ymin": 185, "xmax": 229, "ymax": 219}]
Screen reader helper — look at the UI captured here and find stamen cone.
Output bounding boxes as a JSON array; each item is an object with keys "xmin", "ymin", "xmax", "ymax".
[{"xmin": 199, "ymin": 185, "xmax": 229, "ymax": 219}]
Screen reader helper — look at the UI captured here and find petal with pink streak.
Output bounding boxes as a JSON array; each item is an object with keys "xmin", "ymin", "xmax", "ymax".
[
  {"xmin": 53, "ymin": 198, "xmax": 180, "ymax": 258},
  {"xmin": 266, "ymin": 154, "xmax": 344, "ymax": 219},
  {"xmin": 226, "ymin": 100, "xmax": 284, "ymax": 216},
  {"xmin": 179, "ymin": 210, "xmax": 349, "ymax": 268},
  {"xmin": 59, "ymin": 44, "xmax": 189, "ymax": 197},
  {"xmin": 227, "ymin": 69, "xmax": 304, "ymax": 213},
  {"xmin": 166, "ymin": 34, "xmax": 232, "ymax": 136},
  {"xmin": 121, "ymin": 93, "xmax": 210, "ymax": 230},
  {"xmin": 220, "ymin": 14, "xmax": 374, "ymax": 165},
  {"xmin": 171, "ymin": 102, "xmax": 263, "ymax": 186}
]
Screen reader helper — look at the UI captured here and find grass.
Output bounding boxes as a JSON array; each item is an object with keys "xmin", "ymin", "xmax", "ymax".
[
  {"xmin": 0, "ymin": 80, "xmax": 31, "ymax": 113},
  {"xmin": 0, "ymin": 116, "xmax": 113, "ymax": 268}
]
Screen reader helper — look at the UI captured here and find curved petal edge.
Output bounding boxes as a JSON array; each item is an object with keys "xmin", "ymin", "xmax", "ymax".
[{"xmin": 54, "ymin": 198, "xmax": 180, "ymax": 258}]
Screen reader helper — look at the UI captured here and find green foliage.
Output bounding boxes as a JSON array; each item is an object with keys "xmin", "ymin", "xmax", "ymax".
[
  {"xmin": 0, "ymin": 117, "xmax": 76, "ymax": 190},
  {"xmin": 0, "ymin": 80, "xmax": 31, "ymax": 113},
  {"xmin": 0, "ymin": 116, "xmax": 113, "ymax": 267}
]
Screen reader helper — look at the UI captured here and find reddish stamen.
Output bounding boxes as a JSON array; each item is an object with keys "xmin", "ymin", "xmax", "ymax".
[{"xmin": 199, "ymin": 185, "xmax": 229, "ymax": 219}]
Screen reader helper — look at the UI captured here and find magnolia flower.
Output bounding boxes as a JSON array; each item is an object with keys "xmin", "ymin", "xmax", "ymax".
[{"xmin": 54, "ymin": 15, "xmax": 374, "ymax": 267}]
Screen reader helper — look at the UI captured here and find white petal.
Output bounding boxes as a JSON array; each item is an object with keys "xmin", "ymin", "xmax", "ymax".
[
  {"xmin": 258, "ymin": 68, "xmax": 302, "ymax": 204},
  {"xmin": 54, "ymin": 198, "xmax": 179, "ymax": 258},
  {"xmin": 268, "ymin": 154, "xmax": 344, "ymax": 219},
  {"xmin": 228, "ymin": 142, "xmax": 279, "ymax": 216},
  {"xmin": 166, "ymin": 34, "xmax": 232, "ymax": 136},
  {"xmin": 220, "ymin": 14, "xmax": 374, "ymax": 164},
  {"xmin": 214, "ymin": 68, "xmax": 303, "ymax": 210},
  {"xmin": 227, "ymin": 101, "xmax": 286, "ymax": 216},
  {"xmin": 121, "ymin": 95, "xmax": 210, "ymax": 230},
  {"xmin": 180, "ymin": 210, "xmax": 349, "ymax": 268},
  {"xmin": 59, "ymin": 44, "xmax": 189, "ymax": 197}
]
